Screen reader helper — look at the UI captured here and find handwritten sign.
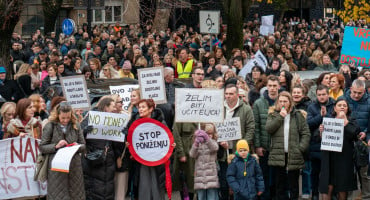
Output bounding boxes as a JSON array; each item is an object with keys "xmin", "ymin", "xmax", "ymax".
[
  {"xmin": 175, "ymin": 88, "xmax": 224, "ymax": 123},
  {"xmin": 321, "ymin": 118, "xmax": 344, "ymax": 152},
  {"xmin": 60, "ymin": 75, "xmax": 90, "ymax": 110},
  {"xmin": 110, "ymin": 84, "xmax": 139, "ymax": 110},
  {"xmin": 127, "ymin": 118, "xmax": 174, "ymax": 166},
  {"xmin": 138, "ymin": 67, "xmax": 167, "ymax": 104},
  {"xmin": 51, "ymin": 144, "xmax": 81, "ymax": 173},
  {"xmin": 0, "ymin": 137, "xmax": 47, "ymax": 199},
  {"xmin": 260, "ymin": 15, "xmax": 274, "ymax": 36},
  {"xmin": 216, "ymin": 117, "xmax": 242, "ymax": 142},
  {"xmin": 238, "ymin": 50, "xmax": 268, "ymax": 78},
  {"xmin": 87, "ymin": 111, "xmax": 130, "ymax": 142},
  {"xmin": 340, "ymin": 26, "xmax": 370, "ymax": 68}
]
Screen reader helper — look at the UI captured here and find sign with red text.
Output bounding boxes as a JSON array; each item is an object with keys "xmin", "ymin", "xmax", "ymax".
[
  {"xmin": 60, "ymin": 75, "xmax": 91, "ymax": 110},
  {"xmin": 128, "ymin": 118, "xmax": 174, "ymax": 166},
  {"xmin": 340, "ymin": 26, "xmax": 370, "ymax": 68},
  {"xmin": 0, "ymin": 137, "xmax": 47, "ymax": 199},
  {"xmin": 138, "ymin": 67, "xmax": 167, "ymax": 104},
  {"xmin": 321, "ymin": 118, "xmax": 344, "ymax": 152},
  {"xmin": 175, "ymin": 88, "xmax": 224, "ymax": 123}
]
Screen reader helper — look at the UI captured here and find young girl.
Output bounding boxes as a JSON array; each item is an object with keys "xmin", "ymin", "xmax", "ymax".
[
  {"xmin": 189, "ymin": 123, "xmax": 219, "ymax": 200},
  {"xmin": 227, "ymin": 139, "xmax": 264, "ymax": 200}
]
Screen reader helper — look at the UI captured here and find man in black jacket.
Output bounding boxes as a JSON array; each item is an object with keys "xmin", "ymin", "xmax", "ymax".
[{"xmin": 0, "ymin": 66, "xmax": 21, "ymax": 102}]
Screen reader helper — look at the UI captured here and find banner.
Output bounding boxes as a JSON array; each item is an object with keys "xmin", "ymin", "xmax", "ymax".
[
  {"xmin": 340, "ymin": 26, "xmax": 370, "ymax": 68},
  {"xmin": 321, "ymin": 118, "xmax": 344, "ymax": 152},
  {"xmin": 0, "ymin": 137, "xmax": 47, "ymax": 199},
  {"xmin": 110, "ymin": 84, "xmax": 139, "ymax": 111},
  {"xmin": 51, "ymin": 144, "xmax": 81, "ymax": 173},
  {"xmin": 216, "ymin": 117, "xmax": 242, "ymax": 142},
  {"xmin": 238, "ymin": 50, "xmax": 268, "ymax": 78},
  {"xmin": 138, "ymin": 67, "xmax": 167, "ymax": 104},
  {"xmin": 60, "ymin": 75, "xmax": 90, "ymax": 110},
  {"xmin": 175, "ymin": 88, "xmax": 224, "ymax": 123},
  {"xmin": 127, "ymin": 118, "xmax": 174, "ymax": 166},
  {"xmin": 87, "ymin": 111, "xmax": 130, "ymax": 142}
]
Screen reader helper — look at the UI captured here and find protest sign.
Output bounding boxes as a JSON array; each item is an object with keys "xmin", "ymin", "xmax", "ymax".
[
  {"xmin": 138, "ymin": 67, "xmax": 167, "ymax": 104},
  {"xmin": 60, "ymin": 75, "xmax": 90, "ymax": 110},
  {"xmin": 51, "ymin": 144, "xmax": 81, "ymax": 173},
  {"xmin": 87, "ymin": 111, "xmax": 130, "ymax": 142},
  {"xmin": 110, "ymin": 84, "xmax": 139, "ymax": 110},
  {"xmin": 175, "ymin": 88, "xmax": 224, "ymax": 123},
  {"xmin": 0, "ymin": 137, "xmax": 47, "ymax": 199},
  {"xmin": 261, "ymin": 15, "xmax": 274, "ymax": 26},
  {"xmin": 127, "ymin": 118, "xmax": 174, "ymax": 166},
  {"xmin": 260, "ymin": 15, "xmax": 274, "ymax": 36},
  {"xmin": 321, "ymin": 118, "xmax": 344, "ymax": 152},
  {"xmin": 216, "ymin": 117, "xmax": 242, "ymax": 142},
  {"xmin": 238, "ymin": 50, "xmax": 268, "ymax": 78},
  {"xmin": 340, "ymin": 26, "xmax": 370, "ymax": 68}
]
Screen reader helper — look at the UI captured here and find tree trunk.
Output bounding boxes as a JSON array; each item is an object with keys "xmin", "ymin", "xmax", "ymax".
[
  {"xmin": 225, "ymin": 0, "xmax": 243, "ymax": 59},
  {"xmin": 0, "ymin": 0, "xmax": 23, "ymax": 78},
  {"xmin": 42, "ymin": 0, "xmax": 63, "ymax": 35},
  {"xmin": 279, "ymin": 10, "xmax": 285, "ymax": 24},
  {"xmin": 152, "ymin": 8, "xmax": 171, "ymax": 32}
]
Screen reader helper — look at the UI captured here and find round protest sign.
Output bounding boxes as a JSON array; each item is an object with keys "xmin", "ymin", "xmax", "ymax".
[{"xmin": 127, "ymin": 118, "xmax": 174, "ymax": 166}]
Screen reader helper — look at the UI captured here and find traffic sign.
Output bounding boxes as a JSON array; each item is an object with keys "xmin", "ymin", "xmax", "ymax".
[
  {"xmin": 199, "ymin": 10, "xmax": 220, "ymax": 34},
  {"xmin": 62, "ymin": 19, "xmax": 75, "ymax": 36}
]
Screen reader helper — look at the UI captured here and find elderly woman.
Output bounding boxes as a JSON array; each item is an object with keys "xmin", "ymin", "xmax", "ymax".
[
  {"xmin": 266, "ymin": 91, "xmax": 310, "ymax": 200},
  {"xmin": 99, "ymin": 64, "xmax": 120, "ymax": 79},
  {"xmin": 329, "ymin": 74, "xmax": 345, "ymax": 100},
  {"xmin": 39, "ymin": 102, "xmax": 86, "ymax": 199}
]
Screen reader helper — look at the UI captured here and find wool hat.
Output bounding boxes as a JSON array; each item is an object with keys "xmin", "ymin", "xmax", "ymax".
[
  {"xmin": 122, "ymin": 61, "xmax": 132, "ymax": 70},
  {"xmin": 236, "ymin": 139, "xmax": 249, "ymax": 152},
  {"xmin": 0, "ymin": 66, "xmax": 6, "ymax": 73},
  {"xmin": 189, "ymin": 43, "xmax": 200, "ymax": 50}
]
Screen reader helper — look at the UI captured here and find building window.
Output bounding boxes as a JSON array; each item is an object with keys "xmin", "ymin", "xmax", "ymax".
[{"xmin": 93, "ymin": 2, "xmax": 123, "ymax": 24}]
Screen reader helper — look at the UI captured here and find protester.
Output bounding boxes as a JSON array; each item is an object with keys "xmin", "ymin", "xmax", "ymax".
[
  {"xmin": 40, "ymin": 102, "xmax": 86, "ymax": 200},
  {"xmin": 0, "ymin": 102, "xmax": 16, "ymax": 139},
  {"xmin": 329, "ymin": 73, "xmax": 345, "ymax": 100}
]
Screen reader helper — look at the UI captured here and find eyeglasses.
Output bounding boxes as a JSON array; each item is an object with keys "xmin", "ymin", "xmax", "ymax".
[
  {"xmin": 195, "ymin": 73, "xmax": 204, "ymax": 76},
  {"xmin": 267, "ymin": 52, "xmax": 274, "ymax": 54},
  {"xmin": 103, "ymin": 68, "xmax": 109, "ymax": 71}
]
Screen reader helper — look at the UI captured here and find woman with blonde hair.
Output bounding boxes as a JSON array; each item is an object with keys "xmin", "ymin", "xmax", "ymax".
[
  {"xmin": 29, "ymin": 94, "xmax": 49, "ymax": 120},
  {"xmin": 14, "ymin": 63, "xmax": 33, "ymax": 97},
  {"xmin": 0, "ymin": 102, "xmax": 16, "ymax": 139},
  {"xmin": 88, "ymin": 58, "xmax": 101, "ymax": 79},
  {"xmin": 309, "ymin": 50, "xmax": 324, "ymax": 69},
  {"xmin": 99, "ymin": 64, "xmax": 120, "ymax": 79}
]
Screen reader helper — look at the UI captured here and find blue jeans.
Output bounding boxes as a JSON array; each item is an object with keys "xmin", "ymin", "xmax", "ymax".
[
  {"xmin": 302, "ymin": 160, "xmax": 312, "ymax": 195},
  {"xmin": 197, "ymin": 188, "xmax": 219, "ymax": 200}
]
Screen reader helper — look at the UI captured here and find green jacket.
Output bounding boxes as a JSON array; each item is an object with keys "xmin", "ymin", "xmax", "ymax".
[
  {"xmin": 266, "ymin": 108, "xmax": 311, "ymax": 170},
  {"xmin": 253, "ymin": 96, "xmax": 273, "ymax": 150}
]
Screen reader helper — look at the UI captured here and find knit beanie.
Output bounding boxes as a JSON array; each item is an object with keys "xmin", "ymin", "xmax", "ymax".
[{"xmin": 236, "ymin": 139, "xmax": 249, "ymax": 152}]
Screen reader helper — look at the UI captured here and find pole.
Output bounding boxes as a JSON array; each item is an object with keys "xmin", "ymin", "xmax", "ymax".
[{"xmin": 87, "ymin": 0, "xmax": 92, "ymax": 35}]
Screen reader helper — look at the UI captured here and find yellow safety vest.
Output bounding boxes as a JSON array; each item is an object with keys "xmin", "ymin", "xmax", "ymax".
[{"xmin": 177, "ymin": 59, "xmax": 194, "ymax": 78}]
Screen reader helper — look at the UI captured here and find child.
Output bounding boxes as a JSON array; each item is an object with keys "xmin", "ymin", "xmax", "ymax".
[
  {"xmin": 227, "ymin": 139, "xmax": 264, "ymax": 200},
  {"xmin": 189, "ymin": 123, "xmax": 219, "ymax": 200}
]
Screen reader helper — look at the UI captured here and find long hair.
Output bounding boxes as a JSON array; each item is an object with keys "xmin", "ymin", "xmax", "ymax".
[
  {"xmin": 332, "ymin": 99, "xmax": 352, "ymax": 117},
  {"xmin": 49, "ymin": 102, "xmax": 78, "ymax": 130},
  {"xmin": 273, "ymin": 91, "xmax": 293, "ymax": 113},
  {"xmin": 15, "ymin": 98, "xmax": 32, "ymax": 120},
  {"xmin": 29, "ymin": 94, "xmax": 42, "ymax": 113},
  {"xmin": 14, "ymin": 63, "xmax": 31, "ymax": 80}
]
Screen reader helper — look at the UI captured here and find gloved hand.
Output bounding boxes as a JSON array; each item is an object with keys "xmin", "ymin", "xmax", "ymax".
[
  {"xmin": 197, "ymin": 129, "xmax": 209, "ymax": 141},
  {"xmin": 195, "ymin": 136, "xmax": 204, "ymax": 145},
  {"xmin": 84, "ymin": 125, "xmax": 94, "ymax": 134}
]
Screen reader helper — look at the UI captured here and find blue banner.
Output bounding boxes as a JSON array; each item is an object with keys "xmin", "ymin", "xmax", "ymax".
[{"xmin": 340, "ymin": 26, "xmax": 370, "ymax": 68}]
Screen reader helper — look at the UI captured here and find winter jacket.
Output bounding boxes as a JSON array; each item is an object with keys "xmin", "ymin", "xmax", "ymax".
[
  {"xmin": 40, "ymin": 122, "xmax": 86, "ymax": 200},
  {"xmin": 189, "ymin": 138, "xmax": 219, "ymax": 190},
  {"xmin": 266, "ymin": 108, "xmax": 311, "ymax": 170},
  {"xmin": 6, "ymin": 117, "xmax": 42, "ymax": 139},
  {"xmin": 227, "ymin": 154, "xmax": 264, "ymax": 199},
  {"xmin": 314, "ymin": 64, "xmax": 337, "ymax": 71},
  {"xmin": 0, "ymin": 79, "xmax": 21, "ymax": 102},
  {"xmin": 306, "ymin": 98, "xmax": 335, "ymax": 159},
  {"xmin": 40, "ymin": 75, "xmax": 61, "ymax": 99},
  {"xmin": 253, "ymin": 91, "xmax": 276, "ymax": 150},
  {"xmin": 294, "ymin": 97, "xmax": 311, "ymax": 111}
]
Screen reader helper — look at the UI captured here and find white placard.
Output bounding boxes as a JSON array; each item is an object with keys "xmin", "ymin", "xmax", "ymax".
[
  {"xmin": 138, "ymin": 67, "xmax": 167, "ymax": 104},
  {"xmin": 60, "ymin": 75, "xmax": 90, "ymax": 110},
  {"xmin": 175, "ymin": 88, "xmax": 224, "ymax": 123},
  {"xmin": 261, "ymin": 15, "xmax": 274, "ymax": 26},
  {"xmin": 321, "ymin": 118, "xmax": 344, "ymax": 152},
  {"xmin": 216, "ymin": 117, "xmax": 242, "ymax": 142},
  {"xmin": 51, "ymin": 144, "xmax": 81, "ymax": 173},
  {"xmin": 199, "ymin": 10, "xmax": 220, "ymax": 34},
  {"xmin": 260, "ymin": 25, "xmax": 275, "ymax": 36},
  {"xmin": 110, "ymin": 84, "xmax": 139, "ymax": 111},
  {"xmin": 87, "ymin": 111, "xmax": 130, "ymax": 142},
  {"xmin": 0, "ymin": 137, "xmax": 47, "ymax": 199},
  {"xmin": 238, "ymin": 50, "xmax": 268, "ymax": 78}
]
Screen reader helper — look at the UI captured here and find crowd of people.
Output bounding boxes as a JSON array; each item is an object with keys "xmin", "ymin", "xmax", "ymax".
[{"xmin": 0, "ymin": 15, "xmax": 369, "ymax": 200}]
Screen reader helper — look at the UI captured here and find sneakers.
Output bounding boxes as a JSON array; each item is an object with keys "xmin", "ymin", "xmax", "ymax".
[{"xmin": 301, "ymin": 194, "xmax": 310, "ymax": 199}]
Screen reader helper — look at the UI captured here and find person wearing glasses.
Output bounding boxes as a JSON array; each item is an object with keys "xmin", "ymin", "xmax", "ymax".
[
  {"xmin": 187, "ymin": 67, "xmax": 205, "ymax": 88},
  {"xmin": 0, "ymin": 102, "xmax": 16, "ymax": 139},
  {"xmin": 99, "ymin": 64, "xmax": 120, "ymax": 79},
  {"xmin": 39, "ymin": 102, "xmax": 86, "ymax": 200}
]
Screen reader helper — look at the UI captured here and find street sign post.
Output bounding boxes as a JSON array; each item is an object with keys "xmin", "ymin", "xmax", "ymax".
[
  {"xmin": 62, "ymin": 19, "xmax": 75, "ymax": 36},
  {"xmin": 199, "ymin": 10, "xmax": 220, "ymax": 34}
]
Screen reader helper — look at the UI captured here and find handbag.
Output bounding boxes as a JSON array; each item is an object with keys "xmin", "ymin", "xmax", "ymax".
[
  {"xmin": 354, "ymin": 140, "xmax": 369, "ymax": 167},
  {"xmin": 86, "ymin": 142, "xmax": 109, "ymax": 167},
  {"xmin": 34, "ymin": 153, "xmax": 50, "ymax": 182}
]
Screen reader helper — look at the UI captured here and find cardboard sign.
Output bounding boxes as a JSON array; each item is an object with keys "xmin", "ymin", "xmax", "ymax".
[
  {"xmin": 260, "ymin": 25, "xmax": 274, "ymax": 36},
  {"xmin": 138, "ymin": 67, "xmax": 167, "ymax": 104},
  {"xmin": 127, "ymin": 118, "xmax": 174, "ymax": 166},
  {"xmin": 261, "ymin": 15, "xmax": 274, "ymax": 26},
  {"xmin": 51, "ymin": 144, "xmax": 81, "ymax": 173},
  {"xmin": 175, "ymin": 88, "xmax": 224, "ymax": 123},
  {"xmin": 340, "ymin": 26, "xmax": 370, "ymax": 68},
  {"xmin": 110, "ymin": 84, "xmax": 139, "ymax": 111},
  {"xmin": 199, "ymin": 10, "xmax": 220, "ymax": 34},
  {"xmin": 87, "ymin": 111, "xmax": 130, "ymax": 142},
  {"xmin": 60, "ymin": 75, "xmax": 90, "ymax": 110},
  {"xmin": 321, "ymin": 118, "xmax": 344, "ymax": 152},
  {"xmin": 238, "ymin": 50, "xmax": 268, "ymax": 78},
  {"xmin": 216, "ymin": 117, "xmax": 242, "ymax": 142},
  {"xmin": 0, "ymin": 137, "xmax": 47, "ymax": 199}
]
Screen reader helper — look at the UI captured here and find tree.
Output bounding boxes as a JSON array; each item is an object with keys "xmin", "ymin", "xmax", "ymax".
[
  {"xmin": 336, "ymin": 0, "xmax": 370, "ymax": 23},
  {"xmin": 42, "ymin": 0, "xmax": 63, "ymax": 35},
  {"xmin": 0, "ymin": 0, "xmax": 23, "ymax": 76},
  {"xmin": 269, "ymin": 0, "xmax": 290, "ymax": 23}
]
